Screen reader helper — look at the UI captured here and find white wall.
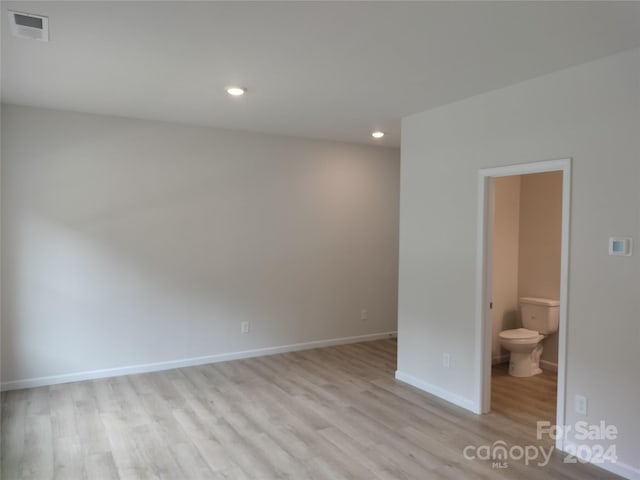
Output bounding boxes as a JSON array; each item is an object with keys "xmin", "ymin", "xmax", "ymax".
[
  {"xmin": 491, "ymin": 176, "xmax": 520, "ymax": 361},
  {"xmin": 1, "ymin": 105, "xmax": 400, "ymax": 385},
  {"xmin": 398, "ymin": 47, "xmax": 639, "ymax": 476}
]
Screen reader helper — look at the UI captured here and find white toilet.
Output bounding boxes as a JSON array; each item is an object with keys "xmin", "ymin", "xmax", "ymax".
[{"xmin": 498, "ymin": 297, "xmax": 559, "ymax": 377}]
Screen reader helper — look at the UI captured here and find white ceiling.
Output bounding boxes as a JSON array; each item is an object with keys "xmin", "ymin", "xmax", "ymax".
[{"xmin": 3, "ymin": 1, "xmax": 640, "ymax": 147}]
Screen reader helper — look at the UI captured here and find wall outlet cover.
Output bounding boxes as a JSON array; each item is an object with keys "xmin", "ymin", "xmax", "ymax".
[
  {"xmin": 443, "ymin": 353, "xmax": 451, "ymax": 368},
  {"xmin": 575, "ymin": 394, "xmax": 588, "ymax": 416}
]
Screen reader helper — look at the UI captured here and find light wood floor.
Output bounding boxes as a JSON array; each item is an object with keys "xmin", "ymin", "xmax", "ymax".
[
  {"xmin": 1, "ymin": 340, "xmax": 621, "ymax": 479},
  {"xmin": 491, "ymin": 362, "xmax": 557, "ymax": 443}
]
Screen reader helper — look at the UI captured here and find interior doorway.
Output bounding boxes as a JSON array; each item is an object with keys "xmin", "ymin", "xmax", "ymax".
[
  {"xmin": 474, "ymin": 159, "xmax": 571, "ymax": 451},
  {"xmin": 491, "ymin": 171, "xmax": 562, "ymax": 444}
]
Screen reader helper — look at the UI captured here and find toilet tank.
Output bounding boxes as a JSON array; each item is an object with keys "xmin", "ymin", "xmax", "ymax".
[{"xmin": 520, "ymin": 297, "xmax": 560, "ymax": 334}]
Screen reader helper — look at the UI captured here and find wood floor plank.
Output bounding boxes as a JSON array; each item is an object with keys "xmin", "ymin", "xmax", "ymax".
[
  {"xmin": 99, "ymin": 411, "xmax": 155, "ymax": 479},
  {"xmin": 1, "ymin": 390, "xmax": 27, "ymax": 480},
  {"xmin": 21, "ymin": 414, "xmax": 54, "ymax": 479},
  {"xmin": 1, "ymin": 340, "xmax": 624, "ymax": 479},
  {"xmin": 83, "ymin": 451, "xmax": 120, "ymax": 480},
  {"xmin": 52, "ymin": 434, "xmax": 86, "ymax": 480}
]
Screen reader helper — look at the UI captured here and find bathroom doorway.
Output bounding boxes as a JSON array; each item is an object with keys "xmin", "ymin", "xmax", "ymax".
[
  {"xmin": 491, "ymin": 171, "xmax": 562, "ymax": 441},
  {"xmin": 474, "ymin": 159, "xmax": 571, "ymax": 450}
]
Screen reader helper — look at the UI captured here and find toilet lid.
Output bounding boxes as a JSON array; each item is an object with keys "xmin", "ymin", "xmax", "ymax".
[{"xmin": 499, "ymin": 328, "xmax": 539, "ymax": 340}]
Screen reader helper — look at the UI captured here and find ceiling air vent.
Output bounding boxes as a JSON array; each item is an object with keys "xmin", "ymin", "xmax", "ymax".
[{"xmin": 9, "ymin": 10, "xmax": 49, "ymax": 42}]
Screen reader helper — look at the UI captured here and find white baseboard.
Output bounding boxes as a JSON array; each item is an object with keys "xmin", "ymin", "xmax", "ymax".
[
  {"xmin": 1, "ymin": 331, "xmax": 397, "ymax": 392},
  {"xmin": 394, "ymin": 370, "xmax": 477, "ymax": 413},
  {"xmin": 540, "ymin": 359, "xmax": 558, "ymax": 372},
  {"xmin": 561, "ymin": 441, "xmax": 640, "ymax": 480}
]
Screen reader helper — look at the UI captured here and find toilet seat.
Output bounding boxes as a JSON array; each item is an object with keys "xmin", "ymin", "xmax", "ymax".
[{"xmin": 499, "ymin": 328, "xmax": 543, "ymax": 342}]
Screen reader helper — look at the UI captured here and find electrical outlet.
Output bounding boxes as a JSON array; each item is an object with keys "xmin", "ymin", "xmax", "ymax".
[
  {"xmin": 443, "ymin": 353, "xmax": 450, "ymax": 368},
  {"xmin": 360, "ymin": 309, "xmax": 368, "ymax": 321},
  {"xmin": 241, "ymin": 321, "xmax": 250, "ymax": 334},
  {"xmin": 575, "ymin": 394, "xmax": 587, "ymax": 416}
]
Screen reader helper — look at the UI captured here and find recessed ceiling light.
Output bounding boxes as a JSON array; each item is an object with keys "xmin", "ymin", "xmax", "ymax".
[
  {"xmin": 371, "ymin": 131, "xmax": 385, "ymax": 138},
  {"xmin": 226, "ymin": 87, "xmax": 246, "ymax": 96}
]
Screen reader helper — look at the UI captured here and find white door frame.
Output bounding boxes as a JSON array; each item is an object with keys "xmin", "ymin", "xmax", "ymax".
[{"xmin": 474, "ymin": 158, "xmax": 571, "ymax": 451}]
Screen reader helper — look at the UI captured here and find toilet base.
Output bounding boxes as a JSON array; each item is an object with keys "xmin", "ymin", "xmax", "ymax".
[{"xmin": 508, "ymin": 344, "xmax": 543, "ymax": 377}]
